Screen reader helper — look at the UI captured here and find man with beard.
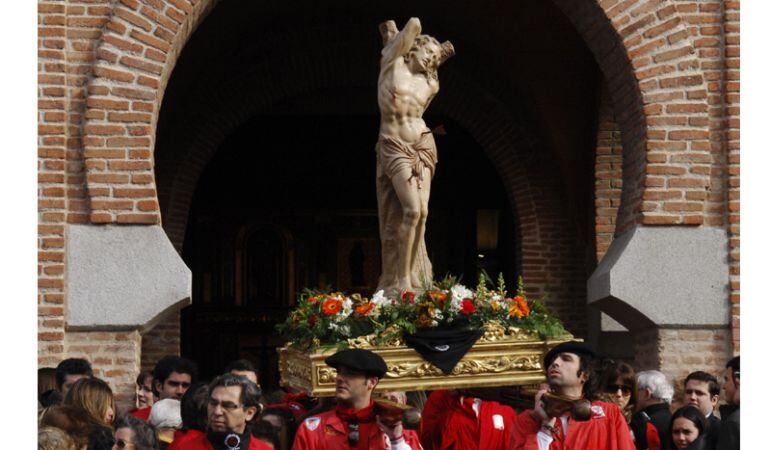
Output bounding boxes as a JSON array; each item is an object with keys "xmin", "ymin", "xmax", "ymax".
[
  {"xmin": 292, "ymin": 349, "xmax": 422, "ymax": 449},
  {"xmin": 175, "ymin": 374, "xmax": 271, "ymax": 450},
  {"xmin": 510, "ymin": 341, "xmax": 635, "ymax": 449}
]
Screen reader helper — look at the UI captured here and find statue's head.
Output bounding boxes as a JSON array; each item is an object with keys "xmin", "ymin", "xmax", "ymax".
[{"xmin": 404, "ymin": 35, "xmax": 454, "ymax": 79}]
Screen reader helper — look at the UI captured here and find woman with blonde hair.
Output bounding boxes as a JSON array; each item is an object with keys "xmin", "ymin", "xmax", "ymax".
[{"xmin": 63, "ymin": 377, "xmax": 116, "ymax": 450}]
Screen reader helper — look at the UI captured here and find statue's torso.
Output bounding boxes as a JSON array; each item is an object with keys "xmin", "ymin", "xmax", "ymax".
[{"xmin": 378, "ymin": 57, "xmax": 439, "ymax": 143}]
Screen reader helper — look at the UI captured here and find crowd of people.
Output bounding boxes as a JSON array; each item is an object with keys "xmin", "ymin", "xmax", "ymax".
[{"xmin": 37, "ymin": 343, "xmax": 740, "ymax": 450}]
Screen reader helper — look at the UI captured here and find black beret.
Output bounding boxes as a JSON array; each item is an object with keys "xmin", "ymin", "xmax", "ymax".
[
  {"xmin": 544, "ymin": 341, "xmax": 596, "ymax": 368},
  {"xmin": 325, "ymin": 349, "xmax": 388, "ymax": 378}
]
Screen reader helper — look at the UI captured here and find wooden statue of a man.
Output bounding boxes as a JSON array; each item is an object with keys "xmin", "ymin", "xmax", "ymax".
[{"xmin": 375, "ymin": 18, "xmax": 454, "ymax": 296}]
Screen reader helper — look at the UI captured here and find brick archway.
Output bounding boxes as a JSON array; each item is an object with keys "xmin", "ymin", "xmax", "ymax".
[{"xmin": 82, "ymin": 0, "xmax": 711, "ymax": 231}]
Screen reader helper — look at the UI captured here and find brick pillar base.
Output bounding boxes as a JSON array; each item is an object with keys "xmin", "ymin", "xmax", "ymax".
[
  {"xmin": 634, "ymin": 327, "xmax": 731, "ymax": 402},
  {"xmin": 141, "ymin": 311, "xmax": 181, "ymax": 371},
  {"xmin": 65, "ymin": 330, "xmax": 142, "ymax": 412}
]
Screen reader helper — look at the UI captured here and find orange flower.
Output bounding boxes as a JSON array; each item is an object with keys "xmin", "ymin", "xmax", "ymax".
[
  {"xmin": 355, "ymin": 302, "xmax": 375, "ymax": 315},
  {"xmin": 514, "ymin": 295, "xmax": 530, "ymax": 316},
  {"xmin": 508, "ymin": 306, "xmax": 524, "ymax": 318},
  {"xmin": 428, "ymin": 291, "xmax": 447, "ymax": 308},
  {"xmin": 321, "ymin": 298, "xmax": 343, "ymax": 316}
]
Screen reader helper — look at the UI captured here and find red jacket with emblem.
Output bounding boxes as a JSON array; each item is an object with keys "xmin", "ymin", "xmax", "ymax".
[
  {"xmin": 170, "ymin": 431, "xmax": 272, "ymax": 450},
  {"xmin": 420, "ymin": 390, "xmax": 516, "ymax": 450},
  {"xmin": 292, "ymin": 409, "xmax": 422, "ymax": 450},
  {"xmin": 509, "ymin": 400, "xmax": 635, "ymax": 450}
]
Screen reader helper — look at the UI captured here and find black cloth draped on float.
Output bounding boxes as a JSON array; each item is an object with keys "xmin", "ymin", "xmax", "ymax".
[{"xmin": 404, "ymin": 329, "xmax": 484, "ymax": 374}]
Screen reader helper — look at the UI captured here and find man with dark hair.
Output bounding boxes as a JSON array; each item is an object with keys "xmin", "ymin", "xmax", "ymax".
[
  {"xmin": 683, "ymin": 371, "xmax": 721, "ymax": 450},
  {"xmin": 292, "ymin": 348, "xmax": 421, "ymax": 449},
  {"xmin": 132, "ymin": 355, "xmax": 198, "ymax": 421},
  {"xmin": 55, "ymin": 358, "xmax": 93, "ymax": 396},
  {"xmin": 717, "ymin": 356, "xmax": 739, "ymax": 450},
  {"xmin": 174, "ymin": 374, "xmax": 271, "ymax": 450},
  {"xmin": 224, "ymin": 359, "xmax": 260, "ymax": 387},
  {"xmin": 510, "ymin": 341, "xmax": 634, "ymax": 449},
  {"xmin": 114, "ymin": 414, "xmax": 160, "ymax": 450}
]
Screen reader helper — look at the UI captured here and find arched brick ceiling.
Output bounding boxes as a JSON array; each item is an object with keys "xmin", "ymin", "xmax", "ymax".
[{"xmin": 155, "ymin": 0, "xmax": 602, "ymax": 248}]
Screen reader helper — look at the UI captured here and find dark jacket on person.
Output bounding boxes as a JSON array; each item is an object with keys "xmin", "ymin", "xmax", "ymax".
[
  {"xmin": 631, "ymin": 402, "xmax": 672, "ymax": 450},
  {"xmin": 682, "ymin": 436, "xmax": 708, "ymax": 450},
  {"xmin": 702, "ymin": 413, "xmax": 721, "ymax": 450},
  {"xmin": 716, "ymin": 405, "xmax": 739, "ymax": 450}
]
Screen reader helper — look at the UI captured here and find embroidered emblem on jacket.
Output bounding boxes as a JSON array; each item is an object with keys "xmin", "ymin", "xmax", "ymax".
[
  {"xmin": 304, "ymin": 417, "xmax": 321, "ymax": 431},
  {"xmin": 492, "ymin": 414, "xmax": 505, "ymax": 430}
]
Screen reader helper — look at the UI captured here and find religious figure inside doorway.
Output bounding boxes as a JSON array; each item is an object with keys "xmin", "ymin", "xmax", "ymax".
[{"xmin": 375, "ymin": 18, "xmax": 454, "ymax": 296}]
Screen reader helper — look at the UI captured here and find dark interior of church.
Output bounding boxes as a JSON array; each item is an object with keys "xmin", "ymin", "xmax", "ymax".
[{"xmin": 153, "ymin": 0, "xmax": 603, "ymax": 386}]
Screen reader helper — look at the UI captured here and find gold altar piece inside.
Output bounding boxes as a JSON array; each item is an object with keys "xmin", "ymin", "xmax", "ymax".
[{"xmin": 279, "ymin": 321, "xmax": 573, "ymax": 396}]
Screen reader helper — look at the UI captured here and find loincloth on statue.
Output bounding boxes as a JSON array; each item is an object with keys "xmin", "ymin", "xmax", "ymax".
[{"xmin": 376, "ymin": 131, "xmax": 437, "ymax": 189}]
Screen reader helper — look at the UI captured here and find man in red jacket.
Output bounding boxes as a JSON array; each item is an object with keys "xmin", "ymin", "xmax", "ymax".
[
  {"xmin": 509, "ymin": 341, "xmax": 635, "ymax": 450},
  {"xmin": 420, "ymin": 389, "xmax": 516, "ymax": 450},
  {"xmin": 175, "ymin": 373, "xmax": 271, "ymax": 450},
  {"xmin": 292, "ymin": 348, "xmax": 422, "ymax": 449}
]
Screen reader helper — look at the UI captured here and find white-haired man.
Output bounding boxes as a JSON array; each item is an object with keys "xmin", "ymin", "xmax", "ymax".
[{"xmin": 631, "ymin": 370, "xmax": 674, "ymax": 450}]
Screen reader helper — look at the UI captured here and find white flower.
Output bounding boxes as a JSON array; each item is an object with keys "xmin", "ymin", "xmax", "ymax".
[
  {"xmin": 450, "ymin": 284, "xmax": 473, "ymax": 312},
  {"xmin": 340, "ymin": 297, "xmax": 353, "ymax": 318},
  {"xmin": 371, "ymin": 289, "xmax": 391, "ymax": 307},
  {"xmin": 329, "ymin": 322, "xmax": 351, "ymax": 337},
  {"xmin": 431, "ymin": 320, "xmax": 439, "ymax": 327},
  {"xmin": 432, "ymin": 309, "xmax": 444, "ymax": 320}
]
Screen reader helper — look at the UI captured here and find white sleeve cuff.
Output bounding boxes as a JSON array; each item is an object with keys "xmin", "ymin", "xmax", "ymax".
[
  {"xmin": 389, "ymin": 436, "xmax": 412, "ymax": 450},
  {"xmin": 537, "ymin": 430, "xmax": 554, "ymax": 450}
]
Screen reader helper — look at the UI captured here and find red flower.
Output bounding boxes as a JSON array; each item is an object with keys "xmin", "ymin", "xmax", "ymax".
[
  {"xmin": 461, "ymin": 299, "xmax": 477, "ymax": 315},
  {"xmin": 321, "ymin": 298, "xmax": 343, "ymax": 316},
  {"xmin": 401, "ymin": 291, "xmax": 416, "ymax": 303},
  {"xmin": 307, "ymin": 296, "xmax": 320, "ymax": 305},
  {"xmin": 307, "ymin": 315, "xmax": 318, "ymax": 327}
]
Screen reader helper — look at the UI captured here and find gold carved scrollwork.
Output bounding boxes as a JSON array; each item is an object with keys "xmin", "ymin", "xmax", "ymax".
[
  {"xmin": 479, "ymin": 320, "xmax": 539, "ymax": 343},
  {"xmin": 386, "ymin": 355, "xmax": 541, "ymax": 378},
  {"xmin": 318, "ymin": 367, "xmax": 337, "ymax": 384},
  {"xmin": 347, "ymin": 326, "xmax": 403, "ymax": 348},
  {"xmin": 283, "ymin": 356, "xmax": 312, "ymax": 380}
]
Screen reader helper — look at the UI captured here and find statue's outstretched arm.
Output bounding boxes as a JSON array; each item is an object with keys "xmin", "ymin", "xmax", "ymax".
[{"xmin": 379, "ymin": 17, "xmax": 421, "ymax": 61}]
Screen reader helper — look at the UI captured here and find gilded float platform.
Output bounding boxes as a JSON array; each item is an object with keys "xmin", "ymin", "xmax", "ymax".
[{"xmin": 279, "ymin": 322, "xmax": 573, "ymax": 396}]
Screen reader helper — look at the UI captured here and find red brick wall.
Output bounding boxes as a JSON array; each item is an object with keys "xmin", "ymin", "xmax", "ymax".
[
  {"xmin": 594, "ymin": 89, "xmax": 624, "ymax": 261},
  {"xmin": 65, "ymin": 330, "xmax": 142, "ymax": 412}
]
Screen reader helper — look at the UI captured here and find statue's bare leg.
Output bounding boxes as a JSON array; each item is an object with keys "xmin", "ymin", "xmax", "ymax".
[
  {"xmin": 390, "ymin": 169, "xmax": 422, "ymax": 291},
  {"xmin": 410, "ymin": 170, "xmax": 431, "ymax": 287}
]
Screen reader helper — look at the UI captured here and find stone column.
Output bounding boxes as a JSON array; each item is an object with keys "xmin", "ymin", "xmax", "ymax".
[
  {"xmin": 65, "ymin": 224, "xmax": 192, "ymax": 410},
  {"xmin": 588, "ymin": 225, "xmax": 732, "ymax": 381}
]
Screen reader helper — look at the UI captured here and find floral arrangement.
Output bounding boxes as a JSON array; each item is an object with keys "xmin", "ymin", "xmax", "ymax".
[{"xmin": 276, "ymin": 273, "xmax": 568, "ymax": 350}]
